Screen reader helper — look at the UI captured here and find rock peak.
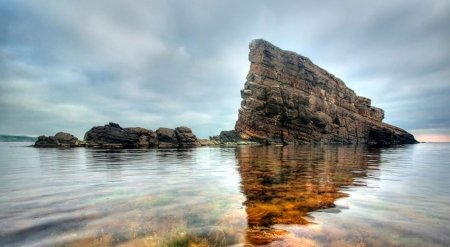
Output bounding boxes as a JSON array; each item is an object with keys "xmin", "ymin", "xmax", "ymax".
[{"xmin": 235, "ymin": 39, "xmax": 417, "ymax": 145}]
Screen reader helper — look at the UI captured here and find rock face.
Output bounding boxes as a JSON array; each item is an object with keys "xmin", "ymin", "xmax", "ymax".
[
  {"xmin": 34, "ymin": 132, "xmax": 79, "ymax": 147},
  {"xmin": 235, "ymin": 39, "xmax": 417, "ymax": 145},
  {"xmin": 175, "ymin": 126, "xmax": 198, "ymax": 147},
  {"xmin": 156, "ymin": 127, "xmax": 178, "ymax": 148},
  {"xmin": 84, "ymin": 122, "xmax": 203, "ymax": 148}
]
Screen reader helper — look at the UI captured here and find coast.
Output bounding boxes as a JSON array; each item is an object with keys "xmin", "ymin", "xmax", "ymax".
[{"xmin": 34, "ymin": 39, "xmax": 417, "ymax": 148}]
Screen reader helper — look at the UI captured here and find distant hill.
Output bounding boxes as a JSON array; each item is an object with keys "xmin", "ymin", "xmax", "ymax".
[{"xmin": 0, "ymin": 135, "xmax": 38, "ymax": 142}]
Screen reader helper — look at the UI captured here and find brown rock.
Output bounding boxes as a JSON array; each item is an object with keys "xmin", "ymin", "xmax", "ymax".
[
  {"xmin": 34, "ymin": 132, "xmax": 79, "ymax": 147},
  {"xmin": 84, "ymin": 122, "xmax": 157, "ymax": 148},
  {"xmin": 54, "ymin": 132, "xmax": 78, "ymax": 145},
  {"xmin": 195, "ymin": 139, "xmax": 215, "ymax": 146},
  {"xmin": 175, "ymin": 126, "xmax": 198, "ymax": 147},
  {"xmin": 156, "ymin": 127, "xmax": 179, "ymax": 148},
  {"xmin": 125, "ymin": 127, "xmax": 157, "ymax": 148},
  {"xmin": 84, "ymin": 123, "xmax": 203, "ymax": 148},
  {"xmin": 234, "ymin": 39, "xmax": 417, "ymax": 145}
]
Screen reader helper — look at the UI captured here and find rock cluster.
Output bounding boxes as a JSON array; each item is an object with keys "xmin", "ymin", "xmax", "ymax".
[
  {"xmin": 83, "ymin": 122, "xmax": 208, "ymax": 148},
  {"xmin": 234, "ymin": 39, "xmax": 417, "ymax": 145},
  {"xmin": 34, "ymin": 132, "xmax": 79, "ymax": 147},
  {"xmin": 34, "ymin": 123, "xmax": 214, "ymax": 148},
  {"xmin": 84, "ymin": 122, "xmax": 156, "ymax": 148},
  {"xmin": 155, "ymin": 127, "xmax": 199, "ymax": 148},
  {"xmin": 33, "ymin": 39, "xmax": 417, "ymax": 148}
]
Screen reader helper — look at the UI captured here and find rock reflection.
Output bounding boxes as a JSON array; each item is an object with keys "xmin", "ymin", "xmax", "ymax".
[{"xmin": 236, "ymin": 145, "xmax": 380, "ymax": 245}]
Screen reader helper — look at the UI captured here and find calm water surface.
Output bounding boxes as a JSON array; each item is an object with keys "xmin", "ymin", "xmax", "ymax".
[{"xmin": 0, "ymin": 143, "xmax": 449, "ymax": 246}]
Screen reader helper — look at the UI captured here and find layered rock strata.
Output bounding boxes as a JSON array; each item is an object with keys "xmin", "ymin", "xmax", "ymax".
[
  {"xmin": 235, "ymin": 39, "xmax": 417, "ymax": 145},
  {"xmin": 175, "ymin": 126, "xmax": 199, "ymax": 147}
]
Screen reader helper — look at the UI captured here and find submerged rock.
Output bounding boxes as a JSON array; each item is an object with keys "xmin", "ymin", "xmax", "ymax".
[
  {"xmin": 34, "ymin": 132, "xmax": 79, "ymax": 147},
  {"xmin": 234, "ymin": 39, "xmax": 417, "ymax": 145}
]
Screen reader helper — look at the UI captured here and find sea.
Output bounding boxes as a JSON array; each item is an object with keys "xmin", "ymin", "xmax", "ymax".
[{"xmin": 0, "ymin": 142, "xmax": 449, "ymax": 247}]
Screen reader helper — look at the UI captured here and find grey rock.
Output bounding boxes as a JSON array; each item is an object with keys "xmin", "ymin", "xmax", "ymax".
[
  {"xmin": 175, "ymin": 126, "xmax": 197, "ymax": 147},
  {"xmin": 84, "ymin": 122, "xmax": 157, "ymax": 148},
  {"xmin": 34, "ymin": 132, "xmax": 79, "ymax": 147},
  {"xmin": 156, "ymin": 127, "xmax": 179, "ymax": 148}
]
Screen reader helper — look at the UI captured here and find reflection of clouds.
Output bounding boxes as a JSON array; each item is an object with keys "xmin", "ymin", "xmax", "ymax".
[{"xmin": 236, "ymin": 145, "xmax": 381, "ymax": 245}]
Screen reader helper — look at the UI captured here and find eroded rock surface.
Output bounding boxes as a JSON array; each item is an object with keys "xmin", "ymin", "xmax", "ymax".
[
  {"xmin": 235, "ymin": 39, "xmax": 417, "ymax": 145},
  {"xmin": 84, "ymin": 122, "xmax": 204, "ymax": 148},
  {"xmin": 156, "ymin": 127, "xmax": 178, "ymax": 148},
  {"xmin": 34, "ymin": 132, "xmax": 79, "ymax": 147},
  {"xmin": 84, "ymin": 122, "xmax": 157, "ymax": 148},
  {"xmin": 175, "ymin": 126, "xmax": 198, "ymax": 147}
]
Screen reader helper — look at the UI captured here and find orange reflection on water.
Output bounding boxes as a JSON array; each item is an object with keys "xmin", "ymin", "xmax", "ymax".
[{"xmin": 236, "ymin": 145, "xmax": 379, "ymax": 245}]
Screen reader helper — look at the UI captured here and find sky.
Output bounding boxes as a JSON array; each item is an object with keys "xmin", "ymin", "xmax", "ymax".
[{"xmin": 1, "ymin": 0, "xmax": 449, "ymax": 142}]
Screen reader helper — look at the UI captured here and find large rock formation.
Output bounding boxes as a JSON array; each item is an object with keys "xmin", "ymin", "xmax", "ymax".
[
  {"xmin": 235, "ymin": 39, "xmax": 417, "ymax": 145},
  {"xmin": 34, "ymin": 132, "xmax": 79, "ymax": 147}
]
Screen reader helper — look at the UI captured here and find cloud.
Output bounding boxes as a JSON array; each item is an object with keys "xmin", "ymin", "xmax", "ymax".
[{"xmin": 1, "ymin": 0, "xmax": 449, "ymax": 140}]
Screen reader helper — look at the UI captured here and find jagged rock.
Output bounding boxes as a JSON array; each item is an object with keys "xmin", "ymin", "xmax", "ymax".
[
  {"xmin": 175, "ymin": 126, "xmax": 197, "ymax": 147},
  {"xmin": 125, "ymin": 127, "xmax": 158, "ymax": 148},
  {"xmin": 234, "ymin": 39, "xmax": 417, "ymax": 146},
  {"xmin": 35, "ymin": 136, "xmax": 58, "ymax": 147},
  {"xmin": 218, "ymin": 130, "xmax": 245, "ymax": 143},
  {"xmin": 209, "ymin": 135, "xmax": 221, "ymax": 144},
  {"xmin": 209, "ymin": 130, "xmax": 260, "ymax": 145},
  {"xmin": 84, "ymin": 122, "xmax": 157, "ymax": 148},
  {"xmin": 156, "ymin": 127, "xmax": 179, "ymax": 148},
  {"xmin": 83, "ymin": 123, "xmax": 205, "ymax": 148},
  {"xmin": 34, "ymin": 132, "xmax": 79, "ymax": 147}
]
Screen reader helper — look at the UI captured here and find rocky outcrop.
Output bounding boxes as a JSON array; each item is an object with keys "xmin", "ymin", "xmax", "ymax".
[
  {"xmin": 84, "ymin": 122, "xmax": 157, "ymax": 148},
  {"xmin": 84, "ymin": 122, "xmax": 206, "ymax": 148},
  {"xmin": 156, "ymin": 127, "xmax": 178, "ymax": 148},
  {"xmin": 234, "ymin": 39, "xmax": 417, "ymax": 145},
  {"xmin": 175, "ymin": 126, "xmax": 198, "ymax": 147},
  {"xmin": 34, "ymin": 132, "xmax": 79, "ymax": 147},
  {"xmin": 210, "ymin": 130, "xmax": 260, "ymax": 145}
]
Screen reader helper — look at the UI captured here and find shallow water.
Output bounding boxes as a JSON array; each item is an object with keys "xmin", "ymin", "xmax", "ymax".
[{"xmin": 0, "ymin": 143, "xmax": 449, "ymax": 246}]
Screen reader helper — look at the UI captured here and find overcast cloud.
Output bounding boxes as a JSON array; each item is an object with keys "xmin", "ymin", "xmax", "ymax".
[{"xmin": 1, "ymin": 0, "xmax": 449, "ymax": 141}]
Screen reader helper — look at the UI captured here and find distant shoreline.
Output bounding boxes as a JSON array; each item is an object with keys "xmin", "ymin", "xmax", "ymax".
[{"xmin": 0, "ymin": 135, "xmax": 38, "ymax": 142}]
